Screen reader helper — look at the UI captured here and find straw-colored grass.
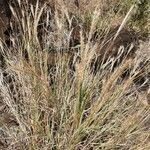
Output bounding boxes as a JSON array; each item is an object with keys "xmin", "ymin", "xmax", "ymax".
[{"xmin": 0, "ymin": 0, "xmax": 149, "ymax": 149}]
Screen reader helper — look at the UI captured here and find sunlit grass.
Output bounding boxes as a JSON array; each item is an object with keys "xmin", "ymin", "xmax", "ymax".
[{"xmin": 0, "ymin": 0, "xmax": 149, "ymax": 149}]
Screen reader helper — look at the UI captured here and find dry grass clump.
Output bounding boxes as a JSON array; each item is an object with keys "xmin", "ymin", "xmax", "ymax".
[{"xmin": 0, "ymin": 0, "xmax": 150, "ymax": 149}]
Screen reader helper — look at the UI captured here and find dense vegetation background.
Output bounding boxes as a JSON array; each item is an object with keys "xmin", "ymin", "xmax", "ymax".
[{"xmin": 0, "ymin": 0, "xmax": 150, "ymax": 149}]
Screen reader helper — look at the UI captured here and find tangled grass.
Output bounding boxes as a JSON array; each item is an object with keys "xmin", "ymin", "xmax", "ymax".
[{"xmin": 0, "ymin": 0, "xmax": 150, "ymax": 149}]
